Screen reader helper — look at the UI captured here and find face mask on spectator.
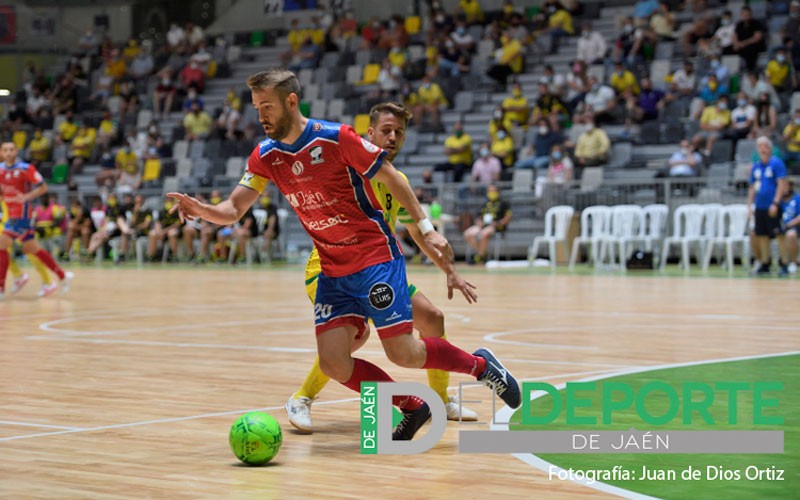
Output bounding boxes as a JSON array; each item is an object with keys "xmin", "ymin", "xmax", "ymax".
[
  {"xmin": 552, "ymin": 151, "xmax": 562, "ymax": 160},
  {"xmin": 162, "ymin": 78, "xmax": 170, "ymax": 86},
  {"xmin": 776, "ymin": 54, "xmax": 786, "ymax": 63},
  {"xmin": 718, "ymin": 101, "xmax": 727, "ymax": 110},
  {"xmin": 480, "ymin": 147, "xmax": 490, "ymax": 157},
  {"xmin": 456, "ymin": 27, "xmax": 465, "ymax": 35},
  {"xmin": 738, "ymin": 98, "xmax": 747, "ymax": 107},
  {"xmin": 681, "ymin": 147, "xmax": 690, "ymax": 155},
  {"xmin": 455, "ymin": 129, "xmax": 463, "ymax": 137},
  {"xmin": 721, "ymin": 18, "xmax": 732, "ymax": 26},
  {"xmin": 493, "ymin": 111, "xmax": 503, "ymax": 120},
  {"xmin": 587, "ymin": 122, "xmax": 595, "ymax": 130},
  {"xmin": 496, "ymin": 131, "xmax": 507, "ymax": 140},
  {"xmin": 624, "ymin": 24, "xmax": 633, "ymax": 33},
  {"xmin": 539, "ymin": 126, "xmax": 548, "ymax": 135},
  {"xmin": 710, "ymin": 60, "xmax": 720, "ymax": 69}
]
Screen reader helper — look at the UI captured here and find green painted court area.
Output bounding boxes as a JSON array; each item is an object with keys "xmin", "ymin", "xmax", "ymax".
[{"xmin": 510, "ymin": 354, "xmax": 798, "ymax": 499}]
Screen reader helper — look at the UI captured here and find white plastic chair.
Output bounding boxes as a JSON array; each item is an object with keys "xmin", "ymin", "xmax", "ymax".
[
  {"xmin": 640, "ymin": 204, "xmax": 669, "ymax": 253},
  {"xmin": 600, "ymin": 205, "xmax": 643, "ymax": 266},
  {"xmin": 702, "ymin": 204, "xmax": 750, "ymax": 272},
  {"xmin": 568, "ymin": 205, "xmax": 612, "ymax": 269},
  {"xmin": 660, "ymin": 204, "xmax": 706, "ymax": 271},
  {"xmin": 528, "ymin": 205, "xmax": 575, "ymax": 268}
]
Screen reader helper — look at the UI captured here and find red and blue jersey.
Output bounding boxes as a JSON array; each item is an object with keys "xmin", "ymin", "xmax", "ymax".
[
  {"xmin": 0, "ymin": 161, "xmax": 44, "ymax": 219},
  {"xmin": 241, "ymin": 119, "xmax": 402, "ymax": 277}
]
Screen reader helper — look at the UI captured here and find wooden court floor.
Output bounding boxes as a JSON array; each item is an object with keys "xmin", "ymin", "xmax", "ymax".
[{"xmin": 1, "ymin": 266, "xmax": 798, "ymax": 499}]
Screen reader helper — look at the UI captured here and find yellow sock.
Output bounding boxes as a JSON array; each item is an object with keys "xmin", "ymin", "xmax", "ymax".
[
  {"xmin": 28, "ymin": 254, "xmax": 53, "ymax": 285},
  {"xmin": 8, "ymin": 257, "xmax": 22, "ymax": 278},
  {"xmin": 293, "ymin": 356, "xmax": 330, "ymax": 400},
  {"xmin": 426, "ymin": 333, "xmax": 450, "ymax": 404}
]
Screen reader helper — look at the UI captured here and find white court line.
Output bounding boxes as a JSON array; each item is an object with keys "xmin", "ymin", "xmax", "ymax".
[
  {"xmin": 491, "ymin": 350, "xmax": 800, "ymax": 500},
  {"xmin": 0, "ymin": 420, "xmax": 84, "ymax": 430},
  {"xmin": 25, "ymin": 336, "xmax": 318, "ymax": 353},
  {"xmin": 483, "ymin": 328, "xmax": 598, "ymax": 351},
  {"xmin": 38, "ymin": 316, "xmax": 307, "ymax": 337},
  {"xmin": 0, "ymin": 397, "xmax": 359, "ymax": 443}
]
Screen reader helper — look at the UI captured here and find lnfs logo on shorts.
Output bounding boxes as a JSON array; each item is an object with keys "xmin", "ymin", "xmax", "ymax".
[{"xmin": 368, "ymin": 282, "xmax": 394, "ymax": 310}]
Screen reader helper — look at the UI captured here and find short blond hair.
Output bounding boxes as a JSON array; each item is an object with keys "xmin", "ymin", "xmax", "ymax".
[{"xmin": 246, "ymin": 67, "xmax": 300, "ymax": 100}]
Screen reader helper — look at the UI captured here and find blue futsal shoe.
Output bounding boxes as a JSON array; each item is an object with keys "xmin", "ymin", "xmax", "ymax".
[{"xmin": 474, "ymin": 348, "xmax": 521, "ymax": 409}]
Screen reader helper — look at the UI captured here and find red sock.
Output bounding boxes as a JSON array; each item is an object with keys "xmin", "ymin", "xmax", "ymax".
[
  {"xmin": 342, "ymin": 358, "xmax": 422, "ymax": 411},
  {"xmin": 34, "ymin": 249, "xmax": 65, "ymax": 280},
  {"xmin": 0, "ymin": 249, "xmax": 8, "ymax": 291},
  {"xmin": 421, "ymin": 337, "xmax": 487, "ymax": 378}
]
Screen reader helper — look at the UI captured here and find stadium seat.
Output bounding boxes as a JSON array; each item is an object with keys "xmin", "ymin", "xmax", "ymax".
[
  {"xmin": 599, "ymin": 205, "xmax": 643, "ymax": 266},
  {"xmin": 528, "ymin": 205, "xmax": 575, "ymax": 268},
  {"xmin": 702, "ymin": 204, "xmax": 750, "ymax": 272},
  {"xmin": 226, "ymin": 157, "xmax": 245, "ymax": 178},
  {"xmin": 404, "ymin": 16, "xmax": 421, "ymax": 35},
  {"xmin": 353, "ymin": 114, "xmax": 370, "ymax": 136},
  {"xmin": 660, "ymin": 204, "xmax": 706, "ymax": 271},
  {"xmin": 359, "ymin": 64, "xmax": 380, "ymax": 85},
  {"xmin": 569, "ymin": 205, "xmax": 611, "ymax": 269}
]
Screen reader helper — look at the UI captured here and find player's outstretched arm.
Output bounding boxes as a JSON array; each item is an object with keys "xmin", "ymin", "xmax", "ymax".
[
  {"xmin": 167, "ymin": 186, "xmax": 259, "ymax": 225},
  {"xmin": 406, "ymin": 223, "xmax": 477, "ymax": 304},
  {"xmin": 372, "ymin": 159, "xmax": 453, "ymax": 261}
]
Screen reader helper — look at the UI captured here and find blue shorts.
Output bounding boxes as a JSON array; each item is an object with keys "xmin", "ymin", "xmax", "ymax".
[
  {"xmin": 314, "ymin": 257, "xmax": 413, "ymax": 339},
  {"xmin": 2, "ymin": 218, "xmax": 35, "ymax": 242}
]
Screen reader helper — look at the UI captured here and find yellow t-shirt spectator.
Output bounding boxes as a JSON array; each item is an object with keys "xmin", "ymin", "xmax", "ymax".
[
  {"xmin": 70, "ymin": 132, "xmax": 94, "ymax": 159},
  {"xmin": 418, "ymin": 82, "xmax": 448, "ymax": 107},
  {"xmin": 115, "ymin": 148, "xmax": 138, "ymax": 171},
  {"xmin": 388, "ymin": 49, "xmax": 407, "ymax": 69},
  {"xmin": 576, "ymin": 129, "xmax": 611, "ymax": 160},
  {"xmin": 58, "ymin": 120, "xmax": 78, "ymax": 142},
  {"xmin": 309, "ymin": 28, "xmax": 325, "ymax": 46},
  {"xmin": 548, "ymin": 9, "xmax": 574, "ymax": 34},
  {"xmin": 287, "ymin": 28, "xmax": 306, "ymax": 52},
  {"xmin": 444, "ymin": 133, "xmax": 473, "ymax": 165},
  {"xmin": 700, "ymin": 106, "xmax": 731, "ymax": 128},
  {"xmin": 783, "ymin": 122, "xmax": 800, "ymax": 153},
  {"xmin": 490, "ymin": 135, "xmax": 515, "ymax": 167},
  {"xmin": 122, "ymin": 41, "xmax": 140, "ymax": 61},
  {"xmin": 107, "ymin": 58, "xmax": 127, "ymax": 81},
  {"xmin": 610, "ymin": 70, "xmax": 640, "ymax": 95},
  {"xmin": 459, "ymin": 0, "xmax": 484, "ymax": 24},
  {"xmin": 499, "ymin": 38, "xmax": 523, "ymax": 74},
  {"xmin": 12, "ymin": 130, "xmax": 27, "ymax": 150},
  {"xmin": 765, "ymin": 60, "xmax": 791, "ymax": 88},
  {"xmin": 183, "ymin": 111, "xmax": 213, "ymax": 137},
  {"xmin": 28, "ymin": 134, "xmax": 51, "ymax": 163},
  {"xmin": 99, "ymin": 119, "xmax": 116, "ymax": 136},
  {"xmin": 502, "ymin": 94, "xmax": 530, "ymax": 126}
]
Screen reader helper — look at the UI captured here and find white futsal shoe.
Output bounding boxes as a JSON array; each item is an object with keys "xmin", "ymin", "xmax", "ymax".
[
  {"xmin": 446, "ymin": 396, "xmax": 479, "ymax": 421},
  {"xmin": 285, "ymin": 396, "xmax": 314, "ymax": 434}
]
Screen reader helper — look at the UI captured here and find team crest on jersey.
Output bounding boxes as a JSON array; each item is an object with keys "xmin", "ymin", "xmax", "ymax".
[
  {"xmin": 360, "ymin": 137, "xmax": 379, "ymax": 153},
  {"xmin": 241, "ymin": 172, "xmax": 254, "ymax": 183},
  {"xmin": 368, "ymin": 282, "xmax": 395, "ymax": 310},
  {"xmin": 313, "ymin": 123, "xmax": 322, "ymax": 132},
  {"xmin": 292, "ymin": 161, "xmax": 304, "ymax": 176},
  {"xmin": 310, "ymin": 146, "xmax": 324, "ymax": 164}
]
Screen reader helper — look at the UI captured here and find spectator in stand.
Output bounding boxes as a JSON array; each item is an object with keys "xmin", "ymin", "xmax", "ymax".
[
  {"xmin": 435, "ymin": 121, "xmax": 473, "ymax": 183},
  {"xmin": 783, "ymin": 2, "xmax": 800, "ymax": 44},
  {"xmin": 502, "ymin": 82, "xmax": 530, "ymax": 129},
  {"xmin": 413, "ymin": 71, "xmax": 448, "ymax": 132},
  {"xmin": 68, "ymin": 124, "xmax": 94, "ymax": 175},
  {"xmin": 288, "ymin": 35, "xmax": 321, "ymax": 73},
  {"xmin": 141, "ymin": 146, "xmax": 162, "ymax": 189},
  {"xmin": 486, "ymin": 31, "xmax": 524, "ymax": 87},
  {"xmin": 87, "ymin": 192, "xmax": 133, "ymax": 260},
  {"xmin": 376, "ymin": 58, "xmax": 402, "ymax": 101},
  {"xmin": 64, "ymin": 198, "xmax": 93, "ymax": 260},
  {"xmin": 462, "ymin": 184, "xmax": 511, "ymax": 264},
  {"xmin": 692, "ymin": 73, "xmax": 728, "ymax": 119},
  {"xmin": 530, "ymin": 82, "xmax": 568, "ymax": 131},
  {"xmin": 577, "ymin": 22, "xmax": 607, "ymax": 64},
  {"xmin": 782, "ymin": 108, "xmax": 800, "ymax": 166},
  {"xmin": 535, "ymin": 143, "xmax": 574, "ymax": 198},
  {"xmin": 610, "ymin": 59, "xmax": 640, "ymax": 97},
  {"xmin": 751, "ymin": 92, "xmax": 779, "ymax": 139},
  {"xmin": 179, "ymin": 60, "xmax": 206, "ymax": 94},
  {"xmin": 450, "ymin": 20, "xmax": 475, "ymax": 53},
  {"xmin": 698, "ymin": 10, "xmax": 735, "ymax": 56},
  {"xmin": 56, "ymin": 110, "xmax": 78, "ymax": 145},
  {"xmin": 541, "ymin": 65, "xmax": 567, "ymax": 99},
  {"xmin": 360, "ymin": 17, "xmax": 384, "ymax": 49},
  {"xmin": 507, "ymin": 13, "xmax": 531, "ymax": 46},
  {"xmin": 565, "ymin": 60, "xmax": 589, "ymax": 111},
  {"xmin": 663, "ymin": 139, "xmax": 703, "ymax": 177},
  {"xmin": 378, "ymin": 15, "xmax": 408, "ymax": 50},
  {"xmin": 650, "ymin": 2, "xmax": 676, "ymax": 40},
  {"xmin": 116, "ymin": 153, "xmax": 142, "ymax": 195},
  {"xmin": 726, "ymin": 92, "xmax": 757, "ymax": 143},
  {"xmin": 183, "ymin": 100, "xmax": 212, "ymax": 142},
  {"xmin": 490, "ymin": 125, "xmax": 515, "ymax": 177},
  {"xmin": 152, "ymin": 71, "xmax": 177, "ymax": 119},
  {"xmin": 52, "ymin": 74, "xmax": 78, "ymax": 115},
  {"xmin": 471, "ymin": 143, "xmax": 502, "ymax": 184},
  {"xmin": 516, "ymin": 118, "xmax": 565, "ymax": 170},
  {"xmin": 765, "ymin": 47, "xmax": 796, "ymax": 93},
  {"xmin": 693, "ymin": 96, "xmax": 732, "ymax": 156},
  {"xmin": 545, "ymin": 2, "xmax": 574, "ymax": 54},
  {"xmin": 624, "ymin": 77, "xmax": 664, "ymax": 134},
  {"xmin": 741, "ymin": 71, "xmax": 781, "ymax": 111},
  {"xmin": 27, "ymin": 129, "xmax": 51, "ymax": 164},
  {"xmin": 25, "ymin": 87, "xmax": 49, "ymax": 123},
  {"xmin": 574, "ymin": 113, "xmax": 610, "ymax": 166},
  {"xmin": 669, "ymin": 60, "xmax": 697, "ymax": 98},
  {"xmin": 488, "ymin": 106, "xmax": 512, "ymax": 141},
  {"xmin": 681, "ymin": 13, "xmax": 714, "ymax": 58},
  {"xmin": 705, "ymin": 54, "xmax": 730, "ymax": 87},
  {"xmin": 216, "ymin": 99, "xmax": 241, "ymax": 141},
  {"xmin": 185, "ymin": 21, "xmax": 205, "ymax": 49},
  {"xmin": 581, "ymin": 75, "xmax": 617, "ymax": 124},
  {"xmin": 459, "ymin": 0, "xmax": 485, "ymax": 25},
  {"xmin": 733, "ymin": 6, "xmax": 766, "ymax": 72},
  {"xmin": 118, "ymin": 80, "xmax": 139, "ymax": 118},
  {"xmin": 96, "ymin": 110, "xmax": 118, "ymax": 152},
  {"xmin": 167, "ymin": 23, "xmax": 186, "ymax": 50},
  {"xmin": 149, "ymin": 198, "xmax": 183, "ymax": 262},
  {"xmin": 77, "ymin": 28, "xmax": 99, "ymax": 58}
]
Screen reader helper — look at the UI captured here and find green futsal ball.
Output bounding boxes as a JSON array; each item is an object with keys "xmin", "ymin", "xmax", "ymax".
[{"xmin": 229, "ymin": 411, "xmax": 283, "ymax": 465}]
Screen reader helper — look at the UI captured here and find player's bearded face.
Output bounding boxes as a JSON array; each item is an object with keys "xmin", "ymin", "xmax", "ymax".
[{"xmin": 263, "ymin": 100, "xmax": 293, "ymax": 141}]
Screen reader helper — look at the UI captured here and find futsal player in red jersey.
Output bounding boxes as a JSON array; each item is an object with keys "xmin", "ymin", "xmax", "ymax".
[
  {"xmin": 168, "ymin": 68, "xmax": 521, "ymax": 440},
  {"xmin": 0, "ymin": 142, "xmax": 73, "ymax": 299}
]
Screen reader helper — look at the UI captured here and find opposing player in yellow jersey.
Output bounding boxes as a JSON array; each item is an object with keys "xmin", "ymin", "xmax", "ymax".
[
  {"xmin": 0, "ymin": 198, "xmax": 54, "ymax": 297},
  {"xmin": 285, "ymin": 102, "xmax": 479, "ymax": 433}
]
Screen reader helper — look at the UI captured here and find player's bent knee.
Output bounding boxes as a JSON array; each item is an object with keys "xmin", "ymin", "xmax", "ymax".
[
  {"xmin": 383, "ymin": 336, "xmax": 425, "ymax": 368},
  {"xmin": 318, "ymin": 356, "xmax": 353, "ymax": 383}
]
